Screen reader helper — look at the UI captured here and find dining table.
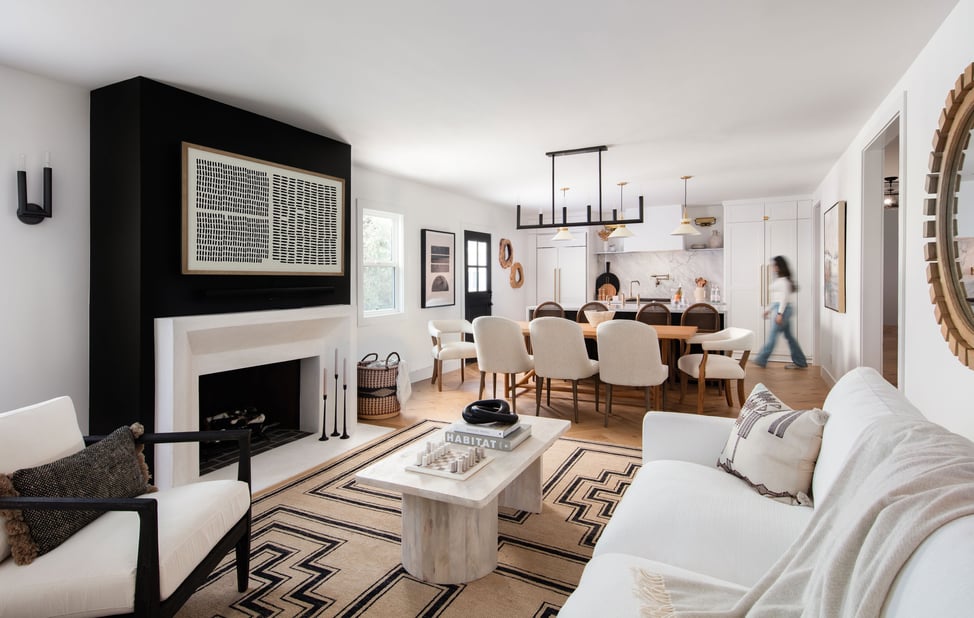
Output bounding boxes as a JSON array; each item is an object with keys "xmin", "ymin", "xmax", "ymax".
[{"xmin": 515, "ymin": 320, "xmax": 698, "ymax": 366}]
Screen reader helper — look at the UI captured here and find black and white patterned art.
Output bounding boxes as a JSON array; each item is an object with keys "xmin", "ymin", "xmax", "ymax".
[{"xmin": 183, "ymin": 143, "xmax": 344, "ymax": 275}]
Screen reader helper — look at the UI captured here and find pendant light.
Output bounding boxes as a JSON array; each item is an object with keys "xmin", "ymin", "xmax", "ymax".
[
  {"xmin": 883, "ymin": 176, "xmax": 899, "ymax": 209},
  {"xmin": 671, "ymin": 175, "xmax": 701, "ymax": 236},
  {"xmin": 552, "ymin": 187, "xmax": 575, "ymax": 241},
  {"xmin": 608, "ymin": 181, "xmax": 635, "ymax": 238}
]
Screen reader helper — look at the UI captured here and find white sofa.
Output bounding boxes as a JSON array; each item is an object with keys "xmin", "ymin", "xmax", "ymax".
[{"xmin": 560, "ymin": 367, "xmax": 974, "ymax": 616}]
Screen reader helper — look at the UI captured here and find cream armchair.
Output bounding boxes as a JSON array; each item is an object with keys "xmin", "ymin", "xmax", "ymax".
[
  {"xmin": 0, "ymin": 396, "xmax": 252, "ymax": 617},
  {"xmin": 428, "ymin": 319, "xmax": 477, "ymax": 391},
  {"xmin": 676, "ymin": 327, "xmax": 755, "ymax": 414}
]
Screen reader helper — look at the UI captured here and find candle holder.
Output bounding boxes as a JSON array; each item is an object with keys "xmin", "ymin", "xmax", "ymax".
[
  {"xmin": 318, "ymin": 394, "xmax": 329, "ymax": 441},
  {"xmin": 340, "ymin": 384, "xmax": 350, "ymax": 439},
  {"xmin": 331, "ymin": 373, "xmax": 340, "ymax": 437}
]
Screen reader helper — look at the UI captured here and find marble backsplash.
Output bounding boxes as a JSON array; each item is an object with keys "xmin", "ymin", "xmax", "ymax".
[{"xmin": 594, "ymin": 249, "xmax": 724, "ymax": 301}]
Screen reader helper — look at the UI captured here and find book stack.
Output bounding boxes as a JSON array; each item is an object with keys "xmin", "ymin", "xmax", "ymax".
[{"xmin": 444, "ymin": 420, "xmax": 532, "ymax": 452}]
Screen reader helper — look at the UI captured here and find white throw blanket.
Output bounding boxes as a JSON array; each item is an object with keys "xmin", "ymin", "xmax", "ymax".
[{"xmin": 635, "ymin": 414, "xmax": 974, "ymax": 617}]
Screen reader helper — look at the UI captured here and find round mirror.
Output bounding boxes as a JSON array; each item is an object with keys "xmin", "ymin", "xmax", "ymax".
[{"xmin": 925, "ymin": 62, "xmax": 974, "ymax": 369}]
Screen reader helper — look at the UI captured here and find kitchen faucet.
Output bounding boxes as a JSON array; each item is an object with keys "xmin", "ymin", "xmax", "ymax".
[
  {"xmin": 651, "ymin": 274, "xmax": 670, "ymax": 286},
  {"xmin": 629, "ymin": 280, "xmax": 640, "ymax": 302}
]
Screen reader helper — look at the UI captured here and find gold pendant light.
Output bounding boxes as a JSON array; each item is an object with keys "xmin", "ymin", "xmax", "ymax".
[
  {"xmin": 608, "ymin": 181, "xmax": 635, "ymax": 238},
  {"xmin": 552, "ymin": 187, "xmax": 575, "ymax": 241}
]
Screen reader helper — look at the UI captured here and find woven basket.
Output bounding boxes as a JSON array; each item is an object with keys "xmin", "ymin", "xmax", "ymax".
[{"xmin": 357, "ymin": 352, "xmax": 401, "ymax": 419}]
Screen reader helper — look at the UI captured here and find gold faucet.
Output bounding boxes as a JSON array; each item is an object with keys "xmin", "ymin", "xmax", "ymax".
[{"xmin": 630, "ymin": 280, "xmax": 640, "ymax": 304}]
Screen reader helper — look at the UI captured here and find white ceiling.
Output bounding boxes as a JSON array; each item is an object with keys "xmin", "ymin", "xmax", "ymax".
[{"xmin": 0, "ymin": 0, "xmax": 960, "ymax": 216}]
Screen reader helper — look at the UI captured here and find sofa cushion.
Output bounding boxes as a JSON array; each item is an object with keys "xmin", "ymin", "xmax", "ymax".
[
  {"xmin": 813, "ymin": 367, "xmax": 923, "ymax": 505},
  {"xmin": 593, "ymin": 459, "xmax": 812, "ymax": 587},
  {"xmin": 0, "ymin": 397, "xmax": 86, "ymax": 564},
  {"xmin": 0, "ymin": 479, "xmax": 250, "ymax": 618},
  {"xmin": 716, "ymin": 383, "xmax": 827, "ymax": 505},
  {"xmin": 559, "ymin": 552, "xmax": 747, "ymax": 618},
  {"xmin": 0, "ymin": 424, "xmax": 152, "ymax": 565}
]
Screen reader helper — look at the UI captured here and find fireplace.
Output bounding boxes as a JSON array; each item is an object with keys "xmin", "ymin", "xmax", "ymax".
[{"xmin": 154, "ymin": 305, "xmax": 355, "ymax": 488}]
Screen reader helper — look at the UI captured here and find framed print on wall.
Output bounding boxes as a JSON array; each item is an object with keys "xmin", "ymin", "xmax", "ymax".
[
  {"xmin": 182, "ymin": 142, "xmax": 345, "ymax": 276},
  {"xmin": 421, "ymin": 229, "xmax": 455, "ymax": 308},
  {"xmin": 824, "ymin": 200, "xmax": 846, "ymax": 313}
]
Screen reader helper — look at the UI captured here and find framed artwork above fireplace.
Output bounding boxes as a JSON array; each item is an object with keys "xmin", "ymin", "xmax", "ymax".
[{"xmin": 182, "ymin": 142, "xmax": 345, "ymax": 276}]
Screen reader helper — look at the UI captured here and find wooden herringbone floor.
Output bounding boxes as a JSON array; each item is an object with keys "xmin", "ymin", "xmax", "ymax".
[{"xmin": 362, "ymin": 361, "xmax": 831, "ymax": 449}]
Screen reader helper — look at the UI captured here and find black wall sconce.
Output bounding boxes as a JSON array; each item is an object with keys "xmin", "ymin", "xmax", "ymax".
[{"xmin": 17, "ymin": 154, "xmax": 53, "ymax": 224}]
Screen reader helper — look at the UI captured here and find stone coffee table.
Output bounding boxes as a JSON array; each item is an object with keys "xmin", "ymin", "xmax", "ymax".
[{"xmin": 355, "ymin": 415, "xmax": 570, "ymax": 584}]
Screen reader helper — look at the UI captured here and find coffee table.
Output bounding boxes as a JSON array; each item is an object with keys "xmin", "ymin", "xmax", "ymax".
[{"xmin": 355, "ymin": 415, "xmax": 570, "ymax": 584}]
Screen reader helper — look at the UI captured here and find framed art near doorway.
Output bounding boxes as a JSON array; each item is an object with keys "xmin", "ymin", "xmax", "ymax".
[
  {"xmin": 421, "ymin": 229, "xmax": 455, "ymax": 308},
  {"xmin": 824, "ymin": 200, "xmax": 846, "ymax": 313}
]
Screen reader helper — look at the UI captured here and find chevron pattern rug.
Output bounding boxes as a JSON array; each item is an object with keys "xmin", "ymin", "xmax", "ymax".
[{"xmin": 178, "ymin": 421, "xmax": 641, "ymax": 617}]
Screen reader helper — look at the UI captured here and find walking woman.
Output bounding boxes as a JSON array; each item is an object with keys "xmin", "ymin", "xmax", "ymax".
[{"xmin": 754, "ymin": 255, "xmax": 807, "ymax": 368}]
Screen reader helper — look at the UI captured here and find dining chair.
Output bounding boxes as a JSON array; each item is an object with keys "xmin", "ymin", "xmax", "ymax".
[
  {"xmin": 596, "ymin": 320, "xmax": 669, "ymax": 427},
  {"xmin": 532, "ymin": 301, "xmax": 565, "ymax": 319},
  {"xmin": 472, "ymin": 316, "xmax": 534, "ymax": 413},
  {"xmin": 529, "ymin": 317, "xmax": 600, "ymax": 423},
  {"xmin": 575, "ymin": 301, "xmax": 610, "ymax": 323},
  {"xmin": 676, "ymin": 327, "xmax": 755, "ymax": 414},
  {"xmin": 635, "ymin": 302, "xmax": 671, "ymax": 326},
  {"xmin": 428, "ymin": 319, "xmax": 477, "ymax": 392},
  {"xmin": 575, "ymin": 301, "xmax": 609, "ymax": 360}
]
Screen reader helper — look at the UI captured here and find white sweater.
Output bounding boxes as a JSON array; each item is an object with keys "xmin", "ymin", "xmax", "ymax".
[{"xmin": 769, "ymin": 276, "xmax": 793, "ymax": 315}]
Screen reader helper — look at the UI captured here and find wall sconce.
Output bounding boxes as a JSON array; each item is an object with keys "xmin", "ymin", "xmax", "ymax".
[{"xmin": 17, "ymin": 153, "xmax": 53, "ymax": 225}]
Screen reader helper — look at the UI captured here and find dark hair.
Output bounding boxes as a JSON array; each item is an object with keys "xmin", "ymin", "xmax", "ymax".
[{"xmin": 773, "ymin": 255, "xmax": 796, "ymax": 292}]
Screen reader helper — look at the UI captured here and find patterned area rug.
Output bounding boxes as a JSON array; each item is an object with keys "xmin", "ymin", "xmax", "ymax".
[{"xmin": 177, "ymin": 421, "xmax": 641, "ymax": 617}]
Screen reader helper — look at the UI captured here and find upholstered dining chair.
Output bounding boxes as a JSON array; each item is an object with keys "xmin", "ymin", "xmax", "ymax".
[
  {"xmin": 676, "ymin": 327, "xmax": 755, "ymax": 414},
  {"xmin": 529, "ymin": 317, "xmax": 600, "ymax": 423},
  {"xmin": 472, "ymin": 316, "xmax": 534, "ymax": 413},
  {"xmin": 428, "ymin": 319, "xmax": 477, "ymax": 391},
  {"xmin": 532, "ymin": 301, "xmax": 565, "ymax": 319},
  {"xmin": 596, "ymin": 320, "xmax": 669, "ymax": 427}
]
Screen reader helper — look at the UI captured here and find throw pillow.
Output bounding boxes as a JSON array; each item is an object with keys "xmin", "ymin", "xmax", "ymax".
[
  {"xmin": 0, "ymin": 423, "xmax": 153, "ymax": 565},
  {"xmin": 716, "ymin": 384, "xmax": 828, "ymax": 506}
]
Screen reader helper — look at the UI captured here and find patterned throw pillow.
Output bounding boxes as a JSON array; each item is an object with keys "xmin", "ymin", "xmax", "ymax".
[
  {"xmin": 717, "ymin": 384, "xmax": 828, "ymax": 506},
  {"xmin": 0, "ymin": 424, "xmax": 153, "ymax": 565}
]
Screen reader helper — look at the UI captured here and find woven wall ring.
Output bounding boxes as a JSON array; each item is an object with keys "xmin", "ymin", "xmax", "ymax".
[
  {"xmin": 509, "ymin": 262, "xmax": 524, "ymax": 288},
  {"xmin": 498, "ymin": 238, "xmax": 514, "ymax": 269}
]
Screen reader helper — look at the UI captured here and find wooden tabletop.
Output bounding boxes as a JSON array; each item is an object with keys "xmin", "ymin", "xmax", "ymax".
[{"xmin": 517, "ymin": 320, "xmax": 697, "ymax": 341}]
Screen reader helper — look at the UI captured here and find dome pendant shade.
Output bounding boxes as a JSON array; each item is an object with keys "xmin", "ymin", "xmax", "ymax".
[
  {"xmin": 671, "ymin": 176, "xmax": 701, "ymax": 236},
  {"xmin": 608, "ymin": 224, "xmax": 634, "ymax": 238},
  {"xmin": 552, "ymin": 227, "xmax": 575, "ymax": 241}
]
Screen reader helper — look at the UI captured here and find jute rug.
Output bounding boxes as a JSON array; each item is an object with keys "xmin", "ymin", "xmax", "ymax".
[{"xmin": 177, "ymin": 421, "xmax": 642, "ymax": 617}]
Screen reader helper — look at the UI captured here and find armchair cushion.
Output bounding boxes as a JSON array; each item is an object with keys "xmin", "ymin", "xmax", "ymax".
[
  {"xmin": 716, "ymin": 384, "xmax": 828, "ymax": 506},
  {"xmin": 0, "ymin": 424, "xmax": 152, "ymax": 565}
]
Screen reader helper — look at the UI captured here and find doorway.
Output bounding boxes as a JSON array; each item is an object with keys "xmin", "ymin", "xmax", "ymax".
[
  {"xmin": 862, "ymin": 115, "xmax": 902, "ymax": 385},
  {"xmin": 464, "ymin": 230, "xmax": 492, "ymax": 336}
]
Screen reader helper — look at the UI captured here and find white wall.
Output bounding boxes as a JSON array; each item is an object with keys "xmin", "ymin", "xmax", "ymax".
[
  {"xmin": 352, "ymin": 166, "xmax": 528, "ymax": 382},
  {"xmin": 0, "ymin": 64, "xmax": 90, "ymax": 429},
  {"xmin": 814, "ymin": 0, "xmax": 974, "ymax": 439}
]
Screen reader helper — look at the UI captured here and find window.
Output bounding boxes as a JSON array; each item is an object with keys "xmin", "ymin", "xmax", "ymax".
[{"xmin": 361, "ymin": 209, "xmax": 403, "ymax": 315}]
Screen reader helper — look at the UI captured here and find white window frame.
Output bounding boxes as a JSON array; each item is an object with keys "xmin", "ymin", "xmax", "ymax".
[{"xmin": 361, "ymin": 207, "xmax": 404, "ymax": 318}]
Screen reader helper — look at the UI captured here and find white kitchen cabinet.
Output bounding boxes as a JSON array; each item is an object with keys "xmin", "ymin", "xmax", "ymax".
[
  {"xmin": 536, "ymin": 232, "xmax": 588, "ymax": 306},
  {"xmin": 618, "ymin": 204, "xmax": 684, "ymax": 252},
  {"xmin": 724, "ymin": 198, "xmax": 813, "ymax": 362}
]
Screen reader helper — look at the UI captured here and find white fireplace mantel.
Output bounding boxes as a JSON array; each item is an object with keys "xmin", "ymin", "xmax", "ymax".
[{"xmin": 154, "ymin": 305, "xmax": 355, "ymax": 488}]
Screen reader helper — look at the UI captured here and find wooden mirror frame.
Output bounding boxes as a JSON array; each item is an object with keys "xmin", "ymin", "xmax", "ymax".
[{"xmin": 925, "ymin": 62, "xmax": 974, "ymax": 369}]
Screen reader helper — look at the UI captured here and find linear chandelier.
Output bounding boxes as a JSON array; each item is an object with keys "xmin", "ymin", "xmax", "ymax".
[{"xmin": 515, "ymin": 145, "xmax": 644, "ymax": 231}]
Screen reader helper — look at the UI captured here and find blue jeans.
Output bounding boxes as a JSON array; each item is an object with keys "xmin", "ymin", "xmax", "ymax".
[{"xmin": 755, "ymin": 303, "xmax": 807, "ymax": 367}]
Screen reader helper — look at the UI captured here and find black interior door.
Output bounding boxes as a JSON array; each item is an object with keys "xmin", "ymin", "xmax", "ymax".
[{"xmin": 464, "ymin": 231, "xmax": 492, "ymax": 342}]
